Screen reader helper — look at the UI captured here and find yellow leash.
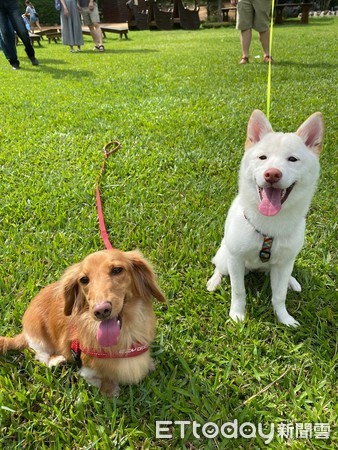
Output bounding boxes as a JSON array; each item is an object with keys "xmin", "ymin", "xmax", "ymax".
[{"xmin": 266, "ymin": 0, "xmax": 276, "ymax": 120}]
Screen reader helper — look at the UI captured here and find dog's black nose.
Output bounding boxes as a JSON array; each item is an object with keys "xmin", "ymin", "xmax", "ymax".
[{"xmin": 93, "ymin": 302, "xmax": 112, "ymax": 320}]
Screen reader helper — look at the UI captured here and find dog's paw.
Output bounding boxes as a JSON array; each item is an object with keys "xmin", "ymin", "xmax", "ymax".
[
  {"xmin": 288, "ymin": 276, "xmax": 302, "ymax": 292},
  {"xmin": 206, "ymin": 273, "xmax": 222, "ymax": 292},
  {"xmin": 48, "ymin": 355, "xmax": 67, "ymax": 367},
  {"xmin": 229, "ymin": 309, "xmax": 245, "ymax": 322},
  {"xmin": 278, "ymin": 313, "xmax": 300, "ymax": 327}
]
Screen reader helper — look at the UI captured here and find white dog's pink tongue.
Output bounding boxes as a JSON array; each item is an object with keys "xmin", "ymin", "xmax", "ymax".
[
  {"xmin": 259, "ymin": 188, "xmax": 282, "ymax": 216},
  {"xmin": 97, "ymin": 318, "xmax": 120, "ymax": 347}
]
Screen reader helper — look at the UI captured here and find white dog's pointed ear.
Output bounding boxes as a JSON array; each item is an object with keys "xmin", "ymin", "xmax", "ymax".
[
  {"xmin": 245, "ymin": 110, "xmax": 273, "ymax": 150},
  {"xmin": 296, "ymin": 112, "xmax": 324, "ymax": 156}
]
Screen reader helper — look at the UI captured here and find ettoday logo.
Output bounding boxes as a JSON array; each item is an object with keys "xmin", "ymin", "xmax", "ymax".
[
  {"xmin": 156, "ymin": 420, "xmax": 331, "ymax": 443},
  {"xmin": 156, "ymin": 420, "xmax": 275, "ymax": 444}
]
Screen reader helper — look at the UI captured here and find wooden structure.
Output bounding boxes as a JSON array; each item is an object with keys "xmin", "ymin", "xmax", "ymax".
[
  {"xmin": 148, "ymin": 0, "xmax": 173, "ymax": 30},
  {"xmin": 126, "ymin": 0, "xmax": 149, "ymax": 30},
  {"xmin": 83, "ymin": 24, "xmax": 129, "ymax": 39},
  {"xmin": 101, "ymin": 0, "xmax": 129, "ymax": 22},
  {"xmin": 274, "ymin": 2, "xmax": 313, "ymax": 24},
  {"xmin": 221, "ymin": 6, "xmax": 237, "ymax": 22},
  {"xmin": 125, "ymin": 0, "xmax": 201, "ymax": 31},
  {"xmin": 173, "ymin": 0, "xmax": 200, "ymax": 30}
]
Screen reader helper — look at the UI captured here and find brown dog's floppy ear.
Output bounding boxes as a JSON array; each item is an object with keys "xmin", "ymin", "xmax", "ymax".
[
  {"xmin": 59, "ymin": 263, "xmax": 82, "ymax": 316},
  {"xmin": 126, "ymin": 251, "xmax": 166, "ymax": 303}
]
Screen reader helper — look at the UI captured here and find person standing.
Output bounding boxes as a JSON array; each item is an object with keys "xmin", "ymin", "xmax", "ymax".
[
  {"xmin": 79, "ymin": 0, "xmax": 104, "ymax": 51},
  {"xmin": 25, "ymin": 1, "xmax": 42, "ymax": 32},
  {"xmin": 0, "ymin": 0, "xmax": 39, "ymax": 69},
  {"xmin": 60, "ymin": 0, "xmax": 83, "ymax": 52},
  {"xmin": 231, "ymin": 0, "xmax": 273, "ymax": 64}
]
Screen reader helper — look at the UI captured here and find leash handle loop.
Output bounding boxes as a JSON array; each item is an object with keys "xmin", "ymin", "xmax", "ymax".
[{"xmin": 96, "ymin": 141, "xmax": 121, "ymax": 250}]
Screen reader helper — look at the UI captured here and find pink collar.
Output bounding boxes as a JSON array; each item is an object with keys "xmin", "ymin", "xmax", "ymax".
[
  {"xmin": 70, "ymin": 325, "xmax": 149, "ymax": 364},
  {"xmin": 71, "ymin": 338, "xmax": 149, "ymax": 359}
]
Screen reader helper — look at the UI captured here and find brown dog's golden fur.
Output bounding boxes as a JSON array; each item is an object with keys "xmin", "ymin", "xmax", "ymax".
[{"xmin": 0, "ymin": 249, "xmax": 166, "ymax": 395}]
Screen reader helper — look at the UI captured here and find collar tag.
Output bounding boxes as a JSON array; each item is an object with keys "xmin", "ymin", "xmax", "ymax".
[{"xmin": 260, "ymin": 236, "xmax": 273, "ymax": 262}]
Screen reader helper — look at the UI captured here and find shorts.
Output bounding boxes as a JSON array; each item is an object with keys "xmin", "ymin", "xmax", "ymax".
[
  {"xmin": 236, "ymin": 0, "xmax": 271, "ymax": 32},
  {"xmin": 81, "ymin": 2, "xmax": 100, "ymax": 26}
]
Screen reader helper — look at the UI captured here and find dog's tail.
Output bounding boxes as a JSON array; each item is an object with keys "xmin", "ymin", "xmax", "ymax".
[{"xmin": 0, "ymin": 333, "xmax": 27, "ymax": 354}]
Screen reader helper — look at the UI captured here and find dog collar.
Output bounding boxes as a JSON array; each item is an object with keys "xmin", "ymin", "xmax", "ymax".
[
  {"xmin": 70, "ymin": 331, "xmax": 149, "ymax": 367},
  {"xmin": 244, "ymin": 212, "xmax": 274, "ymax": 263}
]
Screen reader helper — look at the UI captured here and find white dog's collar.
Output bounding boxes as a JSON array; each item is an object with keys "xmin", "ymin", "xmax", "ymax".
[{"xmin": 244, "ymin": 212, "xmax": 274, "ymax": 262}]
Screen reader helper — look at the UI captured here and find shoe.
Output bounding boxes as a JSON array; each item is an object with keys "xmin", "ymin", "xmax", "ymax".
[
  {"xmin": 11, "ymin": 62, "xmax": 20, "ymax": 70},
  {"xmin": 263, "ymin": 55, "xmax": 274, "ymax": 64},
  {"xmin": 94, "ymin": 45, "xmax": 105, "ymax": 52},
  {"xmin": 239, "ymin": 56, "xmax": 249, "ymax": 64},
  {"xmin": 30, "ymin": 57, "xmax": 39, "ymax": 66}
]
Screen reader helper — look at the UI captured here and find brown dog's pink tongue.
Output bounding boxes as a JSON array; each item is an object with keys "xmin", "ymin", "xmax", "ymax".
[
  {"xmin": 97, "ymin": 318, "xmax": 120, "ymax": 347},
  {"xmin": 259, "ymin": 187, "xmax": 282, "ymax": 216}
]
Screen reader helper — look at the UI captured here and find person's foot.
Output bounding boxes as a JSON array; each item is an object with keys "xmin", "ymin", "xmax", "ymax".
[
  {"xmin": 239, "ymin": 56, "xmax": 249, "ymax": 64},
  {"xmin": 30, "ymin": 56, "xmax": 39, "ymax": 66},
  {"xmin": 94, "ymin": 45, "xmax": 105, "ymax": 52},
  {"xmin": 263, "ymin": 55, "xmax": 274, "ymax": 63},
  {"xmin": 11, "ymin": 61, "xmax": 20, "ymax": 70}
]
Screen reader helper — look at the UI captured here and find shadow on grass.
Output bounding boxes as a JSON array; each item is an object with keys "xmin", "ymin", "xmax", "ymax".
[
  {"xmin": 275, "ymin": 60, "xmax": 338, "ymax": 69},
  {"xmin": 79, "ymin": 48, "xmax": 159, "ymax": 55}
]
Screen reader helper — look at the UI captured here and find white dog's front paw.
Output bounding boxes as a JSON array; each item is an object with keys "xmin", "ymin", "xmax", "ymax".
[
  {"xmin": 229, "ymin": 309, "xmax": 245, "ymax": 322},
  {"xmin": 288, "ymin": 276, "xmax": 302, "ymax": 292},
  {"xmin": 277, "ymin": 313, "xmax": 300, "ymax": 327},
  {"xmin": 206, "ymin": 272, "xmax": 222, "ymax": 292}
]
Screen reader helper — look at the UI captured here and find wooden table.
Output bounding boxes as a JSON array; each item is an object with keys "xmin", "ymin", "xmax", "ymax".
[{"xmin": 221, "ymin": 6, "xmax": 237, "ymax": 22}]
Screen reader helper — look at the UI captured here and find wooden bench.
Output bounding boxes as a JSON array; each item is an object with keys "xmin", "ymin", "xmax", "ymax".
[
  {"xmin": 275, "ymin": 2, "xmax": 313, "ymax": 24},
  {"xmin": 34, "ymin": 28, "xmax": 62, "ymax": 43},
  {"xmin": 86, "ymin": 23, "xmax": 129, "ymax": 39},
  {"xmin": 221, "ymin": 6, "xmax": 237, "ymax": 22},
  {"xmin": 16, "ymin": 33, "xmax": 41, "ymax": 47},
  {"xmin": 29, "ymin": 33, "xmax": 42, "ymax": 46}
]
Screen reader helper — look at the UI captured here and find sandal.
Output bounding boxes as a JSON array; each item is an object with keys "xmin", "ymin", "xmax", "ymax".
[
  {"xmin": 239, "ymin": 56, "xmax": 249, "ymax": 64},
  {"xmin": 263, "ymin": 55, "xmax": 274, "ymax": 63}
]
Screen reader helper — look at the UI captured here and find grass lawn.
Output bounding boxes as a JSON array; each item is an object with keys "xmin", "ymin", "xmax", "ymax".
[{"xmin": 0, "ymin": 17, "xmax": 337, "ymax": 449}]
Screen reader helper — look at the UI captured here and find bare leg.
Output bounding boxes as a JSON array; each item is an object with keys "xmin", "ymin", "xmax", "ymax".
[
  {"xmin": 89, "ymin": 23, "xmax": 103, "ymax": 48},
  {"xmin": 240, "ymin": 28, "xmax": 252, "ymax": 60},
  {"xmin": 259, "ymin": 29, "xmax": 270, "ymax": 57}
]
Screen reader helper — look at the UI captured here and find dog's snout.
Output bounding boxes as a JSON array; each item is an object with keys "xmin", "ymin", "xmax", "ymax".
[
  {"xmin": 93, "ymin": 302, "xmax": 112, "ymax": 320},
  {"xmin": 264, "ymin": 168, "xmax": 282, "ymax": 184}
]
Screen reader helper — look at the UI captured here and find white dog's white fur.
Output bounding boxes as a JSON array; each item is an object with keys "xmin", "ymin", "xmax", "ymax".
[{"xmin": 207, "ymin": 110, "xmax": 324, "ymax": 326}]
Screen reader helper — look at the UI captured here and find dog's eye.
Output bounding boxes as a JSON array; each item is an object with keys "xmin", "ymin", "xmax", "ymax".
[
  {"xmin": 288, "ymin": 156, "xmax": 298, "ymax": 162},
  {"xmin": 259, "ymin": 155, "xmax": 267, "ymax": 160},
  {"xmin": 79, "ymin": 276, "xmax": 90, "ymax": 285},
  {"xmin": 111, "ymin": 267, "xmax": 123, "ymax": 276}
]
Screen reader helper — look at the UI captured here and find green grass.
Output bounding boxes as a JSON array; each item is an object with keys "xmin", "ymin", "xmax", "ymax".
[{"xmin": 0, "ymin": 18, "xmax": 337, "ymax": 449}]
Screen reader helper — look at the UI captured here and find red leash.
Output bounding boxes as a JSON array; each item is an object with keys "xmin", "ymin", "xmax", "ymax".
[{"xmin": 96, "ymin": 141, "xmax": 121, "ymax": 250}]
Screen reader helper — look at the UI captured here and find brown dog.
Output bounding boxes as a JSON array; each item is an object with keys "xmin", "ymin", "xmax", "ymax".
[{"xmin": 0, "ymin": 249, "xmax": 166, "ymax": 396}]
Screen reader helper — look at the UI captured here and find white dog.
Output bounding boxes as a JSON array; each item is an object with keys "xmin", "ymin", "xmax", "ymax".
[{"xmin": 207, "ymin": 110, "xmax": 324, "ymax": 326}]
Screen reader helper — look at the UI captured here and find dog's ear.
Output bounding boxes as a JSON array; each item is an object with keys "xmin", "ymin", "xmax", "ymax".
[
  {"xmin": 296, "ymin": 112, "xmax": 324, "ymax": 156},
  {"xmin": 245, "ymin": 109, "xmax": 273, "ymax": 150},
  {"xmin": 126, "ymin": 251, "xmax": 166, "ymax": 303},
  {"xmin": 59, "ymin": 263, "xmax": 82, "ymax": 316}
]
